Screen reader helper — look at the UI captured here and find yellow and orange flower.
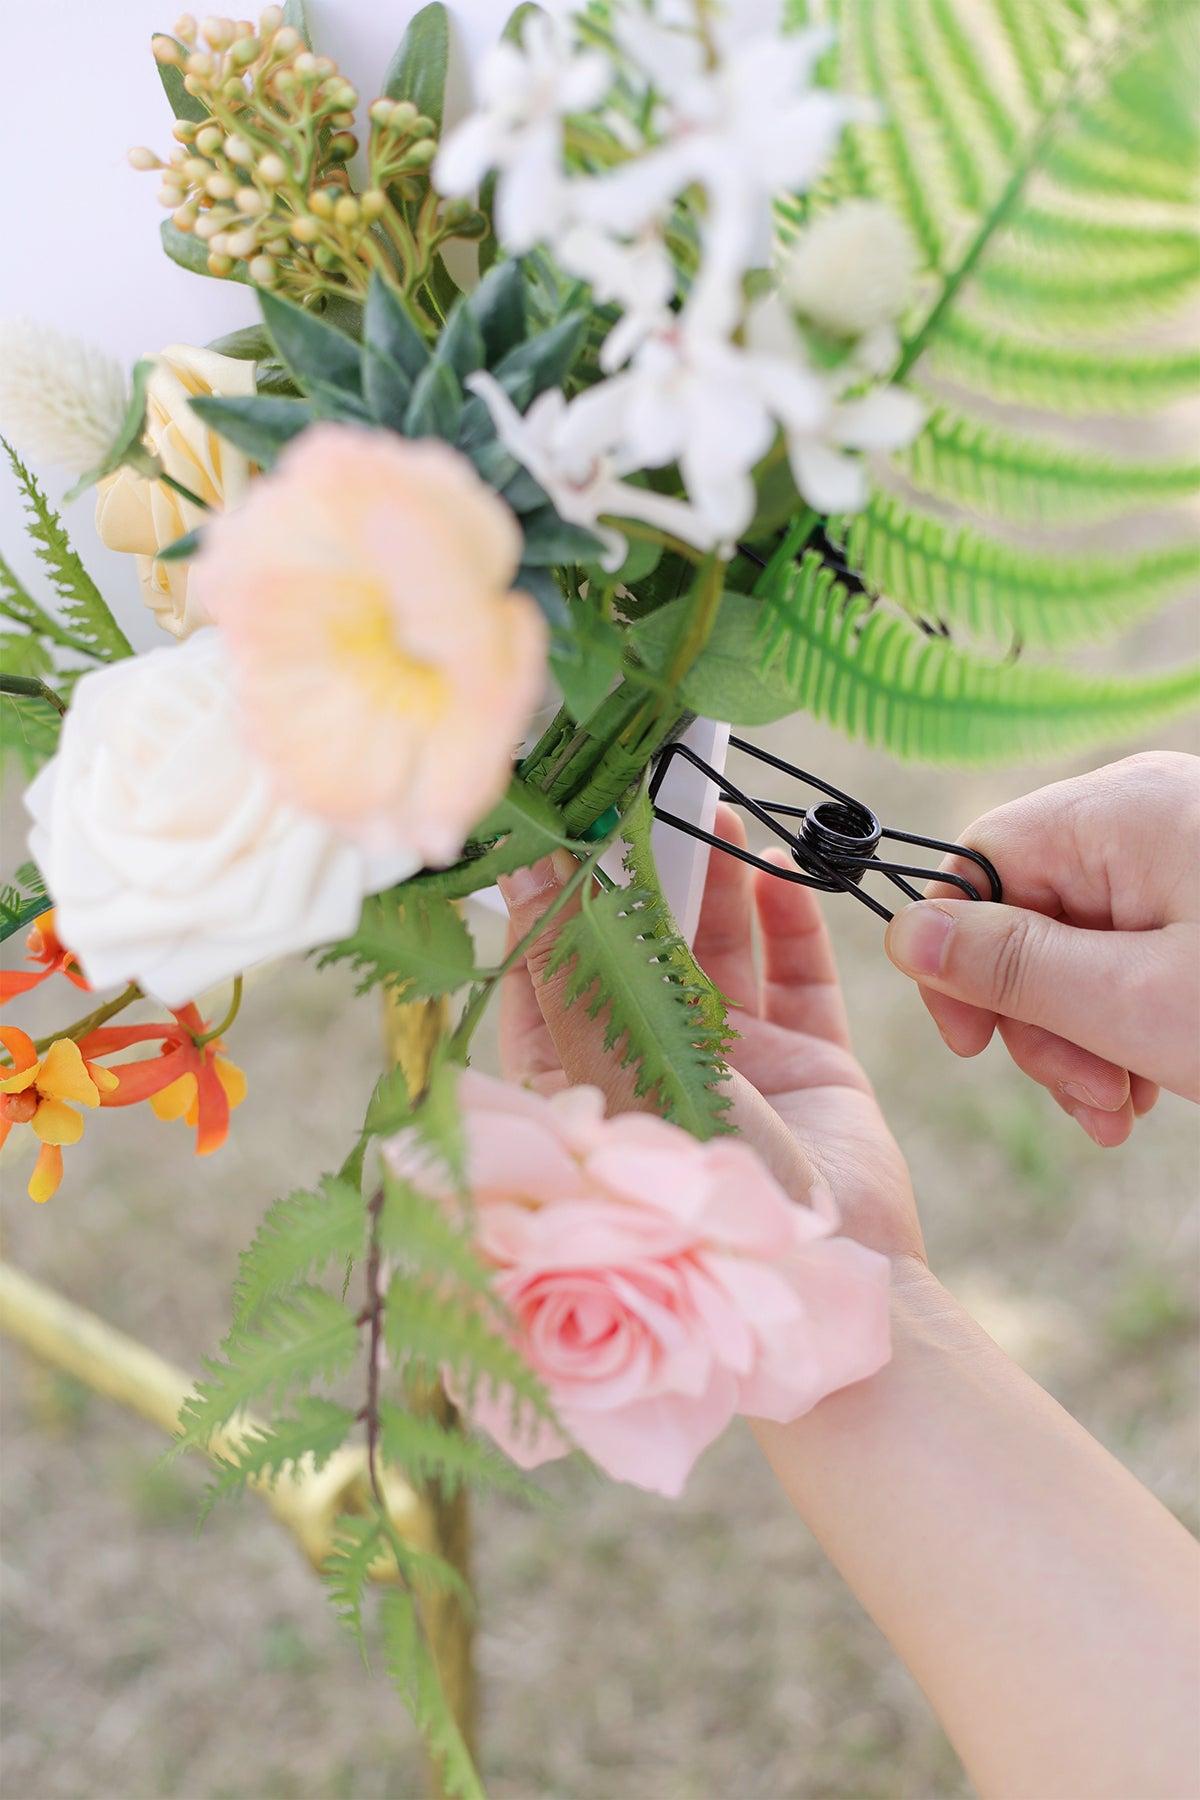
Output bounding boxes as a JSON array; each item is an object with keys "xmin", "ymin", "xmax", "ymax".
[
  {"xmin": 0, "ymin": 1027, "xmax": 119, "ymax": 1202},
  {"xmin": 0, "ymin": 910, "xmax": 89, "ymax": 1007},
  {"xmin": 79, "ymin": 1003, "xmax": 246, "ymax": 1156}
]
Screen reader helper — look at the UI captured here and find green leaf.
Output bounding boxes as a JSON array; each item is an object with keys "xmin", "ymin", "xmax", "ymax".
[
  {"xmin": 379, "ymin": 1402, "xmax": 539, "ymax": 1501},
  {"xmin": 189, "ymin": 394, "xmax": 314, "ymax": 465},
  {"xmin": 323, "ymin": 1515, "xmax": 383, "ymax": 1661},
  {"xmin": 895, "ymin": 402, "xmax": 1200, "ymax": 526},
  {"xmin": 633, "ymin": 590, "xmax": 795, "ymax": 725},
  {"xmin": 319, "ymin": 892, "xmax": 478, "ymax": 998},
  {"xmin": 383, "ymin": 1, "xmax": 451, "ymax": 131},
  {"xmin": 202, "ymin": 1398, "xmax": 355, "ymax": 1515},
  {"xmin": 207, "ymin": 324, "xmax": 274, "ymax": 360},
  {"xmin": 403, "ymin": 780, "xmax": 573, "ymax": 901},
  {"xmin": 259, "ymin": 288, "xmax": 364, "ymax": 400},
  {"xmin": 157, "ymin": 527, "xmax": 202, "ymax": 562},
  {"xmin": 0, "ymin": 634, "xmax": 59, "ymax": 776},
  {"xmin": 0, "ymin": 861, "xmax": 48, "ymax": 943},
  {"xmin": 379, "ymin": 1590, "xmax": 484, "ymax": 1800},
  {"xmin": 176, "ymin": 1286, "xmax": 360, "ymax": 1447},
  {"xmin": 545, "ymin": 882, "xmax": 730, "ymax": 1138},
  {"xmin": 467, "ymin": 260, "xmax": 527, "ymax": 364},
  {"xmin": 492, "ymin": 311, "xmax": 587, "ymax": 406},
  {"xmin": 760, "ymin": 551, "xmax": 1200, "ymax": 765},
  {"xmin": 836, "ymin": 493, "xmax": 1198, "ymax": 650},
  {"xmin": 436, "ymin": 301, "xmax": 486, "ymax": 386},
  {"xmin": 161, "ymin": 218, "xmax": 250, "ymax": 282},
  {"xmin": 3, "ymin": 442, "xmax": 132, "ymax": 660},
  {"xmin": 519, "ymin": 508, "xmax": 603, "ymax": 567},
  {"xmin": 550, "ymin": 608, "xmax": 622, "ymax": 723},
  {"xmin": 283, "ymin": 0, "xmax": 312, "ymax": 46},
  {"xmin": 404, "ymin": 358, "xmax": 462, "ymax": 439},
  {"xmin": 364, "ymin": 274, "xmax": 430, "ymax": 381},
  {"xmin": 232, "ymin": 1176, "xmax": 366, "ymax": 1325},
  {"xmin": 620, "ymin": 787, "xmax": 731, "ymax": 1042},
  {"xmin": 384, "ymin": 1272, "xmax": 550, "ymax": 1422},
  {"xmin": 156, "ymin": 42, "xmax": 209, "ymax": 122}
]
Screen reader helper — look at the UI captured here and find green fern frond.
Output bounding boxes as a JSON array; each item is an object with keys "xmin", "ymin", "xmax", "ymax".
[
  {"xmin": 0, "ymin": 861, "xmax": 49, "ymax": 944},
  {"xmin": 1005, "ymin": 206, "xmax": 1199, "ymax": 268},
  {"xmin": 384, "ymin": 1273, "xmax": 551, "ymax": 1425},
  {"xmin": 176, "ymin": 1286, "xmax": 359, "ymax": 1447},
  {"xmin": 380, "ymin": 1176, "xmax": 499, "ymax": 1306},
  {"xmin": 927, "ymin": 312, "xmax": 1200, "ymax": 413},
  {"xmin": 202, "ymin": 1397, "xmax": 355, "ymax": 1514},
  {"xmin": 323, "ymin": 1515, "xmax": 383, "ymax": 1661},
  {"xmin": 231, "ymin": 1176, "xmax": 365, "ymax": 1325},
  {"xmin": 545, "ymin": 881, "xmax": 730, "ymax": 1138},
  {"xmin": 759, "ymin": 553, "xmax": 1200, "ymax": 764},
  {"xmin": 1043, "ymin": 126, "xmax": 1197, "ymax": 208},
  {"xmin": 927, "ymin": 0, "xmax": 1020, "ymax": 160},
  {"xmin": 842, "ymin": 0, "xmax": 946, "ymax": 269},
  {"xmin": 379, "ymin": 1401, "xmax": 541, "ymax": 1501},
  {"xmin": 620, "ymin": 788, "xmax": 733, "ymax": 1041},
  {"xmin": 837, "ymin": 493, "xmax": 1197, "ymax": 648},
  {"xmin": 3, "ymin": 441, "xmax": 132, "ymax": 660},
  {"xmin": 379, "ymin": 1590, "xmax": 484, "ymax": 1800},
  {"xmin": 318, "ymin": 891, "xmax": 478, "ymax": 999},
  {"xmin": 894, "ymin": 405, "xmax": 1200, "ymax": 526},
  {"xmin": 972, "ymin": 245, "xmax": 1200, "ymax": 333}
]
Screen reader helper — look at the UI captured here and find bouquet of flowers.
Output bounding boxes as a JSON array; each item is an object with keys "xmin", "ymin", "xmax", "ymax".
[{"xmin": 1, "ymin": 0, "xmax": 1196, "ymax": 1786}]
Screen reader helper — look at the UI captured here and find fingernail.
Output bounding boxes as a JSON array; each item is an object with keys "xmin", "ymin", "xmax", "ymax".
[
  {"xmin": 886, "ymin": 902, "xmax": 954, "ymax": 977},
  {"xmin": 1067, "ymin": 1104, "xmax": 1105, "ymax": 1146},
  {"xmin": 497, "ymin": 849, "xmax": 578, "ymax": 909},
  {"xmin": 1061, "ymin": 1080, "xmax": 1107, "ymax": 1111}
]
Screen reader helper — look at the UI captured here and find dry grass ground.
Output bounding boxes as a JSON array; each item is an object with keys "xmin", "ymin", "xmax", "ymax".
[{"xmin": 2, "ymin": 680, "xmax": 1198, "ymax": 1800}]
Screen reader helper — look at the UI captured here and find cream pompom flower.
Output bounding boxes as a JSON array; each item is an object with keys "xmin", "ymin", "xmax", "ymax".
[
  {"xmin": 192, "ymin": 425, "xmax": 548, "ymax": 865},
  {"xmin": 782, "ymin": 200, "xmax": 917, "ymax": 340},
  {"xmin": 0, "ymin": 319, "xmax": 127, "ymax": 475}
]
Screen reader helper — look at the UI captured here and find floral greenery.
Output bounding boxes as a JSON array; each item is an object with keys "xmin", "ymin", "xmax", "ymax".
[{"xmin": 1, "ymin": 0, "xmax": 1197, "ymax": 1789}]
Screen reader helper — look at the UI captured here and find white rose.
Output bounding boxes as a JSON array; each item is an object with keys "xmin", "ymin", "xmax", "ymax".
[
  {"xmin": 94, "ymin": 345, "xmax": 256, "ymax": 639},
  {"xmin": 25, "ymin": 631, "xmax": 418, "ymax": 1007}
]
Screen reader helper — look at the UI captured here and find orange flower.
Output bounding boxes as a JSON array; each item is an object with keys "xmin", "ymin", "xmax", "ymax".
[
  {"xmin": 78, "ymin": 1003, "xmax": 246, "ymax": 1156},
  {"xmin": 0, "ymin": 910, "xmax": 89, "ymax": 1006},
  {"xmin": 0, "ymin": 1026, "xmax": 119, "ymax": 1202}
]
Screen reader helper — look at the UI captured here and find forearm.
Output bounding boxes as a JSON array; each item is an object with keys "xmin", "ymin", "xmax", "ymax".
[{"xmin": 753, "ymin": 1264, "xmax": 1200, "ymax": 1800}]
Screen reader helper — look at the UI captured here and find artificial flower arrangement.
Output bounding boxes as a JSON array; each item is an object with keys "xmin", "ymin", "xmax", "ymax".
[{"xmin": 0, "ymin": 0, "xmax": 1196, "ymax": 1787}]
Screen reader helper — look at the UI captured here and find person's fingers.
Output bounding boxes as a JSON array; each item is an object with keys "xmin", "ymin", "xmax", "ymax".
[
  {"xmin": 692, "ymin": 803, "xmax": 759, "ymax": 1013},
  {"xmin": 498, "ymin": 921, "xmax": 560, "ymax": 1084},
  {"xmin": 885, "ymin": 899, "xmax": 1190, "ymax": 1095},
  {"xmin": 497, "ymin": 851, "xmax": 651, "ymax": 1116},
  {"xmin": 1131, "ymin": 1074, "xmax": 1160, "ymax": 1117},
  {"xmin": 919, "ymin": 987, "xmax": 998, "ymax": 1057},
  {"xmin": 1062, "ymin": 1092, "xmax": 1136, "ymax": 1148},
  {"xmin": 755, "ymin": 848, "xmax": 852, "ymax": 1048},
  {"xmin": 996, "ymin": 1017, "xmax": 1131, "ymax": 1115}
]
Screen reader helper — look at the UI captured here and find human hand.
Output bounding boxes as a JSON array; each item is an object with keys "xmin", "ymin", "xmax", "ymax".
[
  {"xmin": 884, "ymin": 752, "xmax": 1200, "ymax": 1145},
  {"xmin": 498, "ymin": 804, "xmax": 922, "ymax": 1266}
]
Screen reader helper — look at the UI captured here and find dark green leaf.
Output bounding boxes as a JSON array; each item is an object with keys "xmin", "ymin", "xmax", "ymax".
[
  {"xmin": 383, "ymin": 1, "xmax": 450, "ymax": 131},
  {"xmin": 493, "ymin": 311, "xmax": 587, "ymax": 405},
  {"xmin": 157, "ymin": 527, "xmax": 202, "ymax": 563},
  {"xmin": 520, "ymin": 508, "xmax": 603, "ymax": 567},
  {"xmin": 207, "ymin": 324, "xmax": 274, "ymax": 360},
  {"xmin": 404, "ymin": 359, "xmax": 463, "ymax": 439},
  {"xmin": 437, "ymin": 301, "xmax": 486, "ymax": 386},
  {"xmin": 364, "ymin": 275, "xmax": 430, "ymax": 381},
  {"xmin": 189, "ymin": 394, "xmax": 314, "ymax": 465},
  {"xmin": 515, "ymin": 564, "xmax": 569, "ymax": 627},
  {"xmin": 551, "ymin": 611, "xmax": 622, "ymax": 723},
  {"xmin": 259, "ymin": 289, "xmax": 364, "ymax": 398},
  {"xmin": 467, "ymin": 260, "xmax": 527, "ymax": 365}
]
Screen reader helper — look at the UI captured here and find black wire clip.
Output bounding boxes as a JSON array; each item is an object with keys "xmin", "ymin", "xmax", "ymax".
[{"xmin": 649, "ymin": 734, "xmax": 1002, "ymax": 924}]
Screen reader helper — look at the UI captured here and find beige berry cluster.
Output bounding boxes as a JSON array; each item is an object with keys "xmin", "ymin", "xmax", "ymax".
[{"xmin": 131, "ymin": 10, "xmax": 484, "ymax": 312}]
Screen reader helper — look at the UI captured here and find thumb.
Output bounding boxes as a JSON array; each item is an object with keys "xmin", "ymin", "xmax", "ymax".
[
  {"xmin": 885, "ymin": 899, "xmax": 1173, "ymax": 1087},
  {"xmin": 496, "ymin": 853, "xmax": 650, "ymax": 1116}
]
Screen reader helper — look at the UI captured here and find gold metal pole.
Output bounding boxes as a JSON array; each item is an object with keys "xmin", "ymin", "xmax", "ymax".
[
  {"xmin": 382, "ymin": 991, "xmax": 478, "ymax": 1786},
  {"xmin": 0, "ymin": 1257, "xmax": 427, "ymax": 1575}
]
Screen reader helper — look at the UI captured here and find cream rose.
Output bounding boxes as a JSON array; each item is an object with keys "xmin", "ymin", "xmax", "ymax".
[
  {"xmin": 25, "ymin": 630, "xmax": 418, "ymax": 1007},
  {"xmin": 94, "ymin": 345, "xmax": 256, "ymax": 639}
]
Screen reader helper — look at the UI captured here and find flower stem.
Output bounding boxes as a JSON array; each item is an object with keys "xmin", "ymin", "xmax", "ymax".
[
  {"xmin": 194, "ymin": 976, "xmax": 243, "ymax": 1048},
  {"xmin": 752, "ymin": 506, "xmax": 818, "ymax": 596},
  {"xmin": 0, "ymin": 674, "xmax": 67, "ymax": 716},
  {"xmin": 34, "ymin": 983, "xmax": 142, "ymax": 1055}
]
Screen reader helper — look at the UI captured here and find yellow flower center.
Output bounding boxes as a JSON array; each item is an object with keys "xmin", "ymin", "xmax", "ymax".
[{"xmin": 329, "ymin": 580, "xmax": 449, "ymax": 718}]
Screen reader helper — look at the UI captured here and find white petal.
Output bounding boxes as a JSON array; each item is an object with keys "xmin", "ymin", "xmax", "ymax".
[
  {"xmin": 789, "ymin": 439, "xmax": 869, "ymax": 514},
  {"xmin": 834, "ymin": 387, "xmax": 926, "ymax": 452},
  {"xmin": 434, "ymin": 114, "xmax": 502, "ymax": 196}
]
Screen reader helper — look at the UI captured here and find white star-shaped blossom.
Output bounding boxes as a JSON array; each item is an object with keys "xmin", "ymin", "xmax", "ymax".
[
  {"xmin": 434, "ymin": 12, "xmax": 612, "ymax": 251},
  {"xmin": 467, "ymin": 371, "xmax": 720, "ymax": 569}
]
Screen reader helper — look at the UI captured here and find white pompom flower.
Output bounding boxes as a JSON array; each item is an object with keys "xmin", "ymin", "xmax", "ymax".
[
  {"xmin": 782, "ymin": 200, "xmax": 918, "ymax": 339},
  {"xmin": 0, "ymin": 319, "xmax": 128, "ymax": 474}
]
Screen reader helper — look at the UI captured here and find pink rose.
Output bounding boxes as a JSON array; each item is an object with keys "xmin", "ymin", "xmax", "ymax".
[{"xmin": 386, "ymin": 1071, "xmax": 891, "ymax": 1498}]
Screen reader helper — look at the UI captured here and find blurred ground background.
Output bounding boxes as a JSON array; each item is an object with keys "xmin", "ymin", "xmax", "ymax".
[{"xmin": 3, "ymin": 657, "xmax": 1198, "ymax": 1797}]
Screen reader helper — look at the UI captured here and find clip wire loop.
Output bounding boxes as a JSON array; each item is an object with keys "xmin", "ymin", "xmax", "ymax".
[{"xmin": 649, "ymin": 735, "xmax": 1002, "ymax": 924}]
